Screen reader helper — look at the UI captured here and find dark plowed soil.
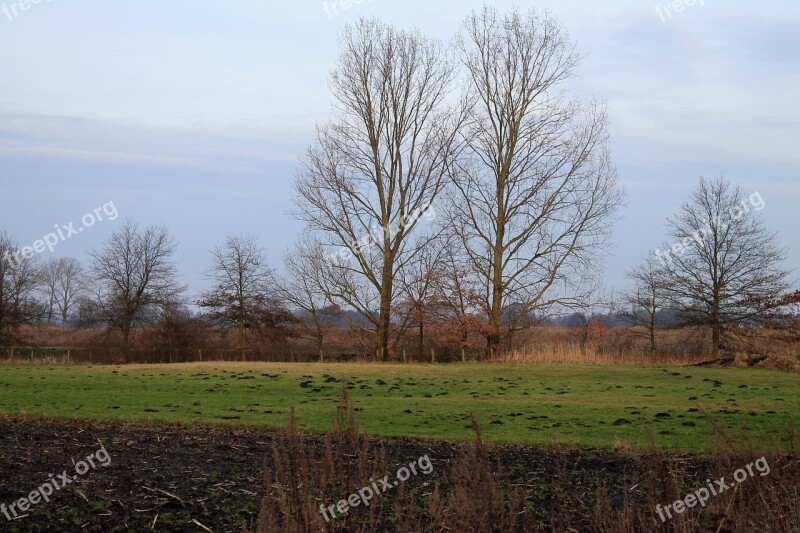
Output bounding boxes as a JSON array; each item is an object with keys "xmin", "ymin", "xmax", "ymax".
[{"xmin": 0, "ymin": 415, "xmax": 719, "ymax": 532}]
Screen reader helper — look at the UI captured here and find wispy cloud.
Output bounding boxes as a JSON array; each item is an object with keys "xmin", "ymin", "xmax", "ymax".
[{"xmin": 0, "ymin": 146, "xmax": 265, "ymax": 174}]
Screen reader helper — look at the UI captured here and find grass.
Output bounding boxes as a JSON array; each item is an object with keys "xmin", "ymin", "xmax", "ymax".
[{"xmin": 0, "ymin": 362, "xmax": 798, "ymax": 451}]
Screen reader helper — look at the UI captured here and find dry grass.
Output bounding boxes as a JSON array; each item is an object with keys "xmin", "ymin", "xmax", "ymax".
[
  {"xmin": 260, "ymin": 385, "xmax": 800, "ymax": 532},
  {"xmin": 258, "ymin": 384, "xmax": 533, "ymax": 532},
  {"xmin": 494, "ymin": 343, "xmax": 706, "ymax": 366},
  {"xmin": 493, "ymin": 326, "xmax": 710, "ymax": 365},
  {"xmin": 600, "ymin": 425, "xmax": 800, "ymax": 532}
]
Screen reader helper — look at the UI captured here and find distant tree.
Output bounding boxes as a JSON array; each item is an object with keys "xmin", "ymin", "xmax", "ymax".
[
  {"xmin": 554, "ymin": 313, "xmax": 587, "ymax": 328},
  {"xmin": 397, "ymin": 238, "xmax": 449, "ymax": 361},
  {"xmin": 658, "ymin": 177, "xmax": 792, "ymax": 358},
  {"xmin": 298, "ymin": 241, "xmax": 379, "ymax": 358},
  {"xmin": 619, "ymin": 254, "xmax": 671, "ymax": 355},
  {"xmin": 430, "ymin": 245, "xmax": 492, "ymax": 362},
  {"xmin": 41, "ymin": 257, "xmax": 86, "ymax": 324},
  {"xmin": 450, "ymin": 6, "xmax": 622, "ymax": 354},
  {"xmin": 199, "ymin": 235, "xmax": 293, "ymax": 351},
  {"xmin": 578, "ymin": 316, "xmax": 608, "ymax": 355},
  {"xmin": 563, "ymin": 295, "xmax": 612, "ymax": 355},
  {"xmin": 278, "ymin": 237, "xmax": 339, "ymax": 362},
  {"xmin": 75, "ymin": 294, "xmax": 101, "ymax": 329},
  {"xmin": 0, "ymin": 231, "xmax": 44, "ymax": 344},
  {"xmin": 90, "ymin": 221, "xmax": 186, "ymax": 361},
  {"xmin": 152, "ymin": 305, "xmax": 208, "ymax": 363}
]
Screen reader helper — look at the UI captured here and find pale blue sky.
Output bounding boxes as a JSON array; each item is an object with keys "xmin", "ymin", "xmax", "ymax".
[{"xmin": 1, "ymin": 0, "xmax": 798, "ymax": 298}]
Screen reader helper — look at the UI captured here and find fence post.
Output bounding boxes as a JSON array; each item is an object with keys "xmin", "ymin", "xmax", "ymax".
[
  {"xmin": 431, "ymin": 347, "xmax": 435, "ymax": 364},
  {"xmin": 402, "ymin": 349, "xmax": 407, "ymax": 363},
  {"xmin": 198, "ymin": 349, "xmax": 203, "ymax": 362}
]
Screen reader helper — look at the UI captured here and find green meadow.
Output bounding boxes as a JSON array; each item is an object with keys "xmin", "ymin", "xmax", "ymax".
[{"xmin": 1, "ymin": 363, "xmax": 797, "ymax": 451}]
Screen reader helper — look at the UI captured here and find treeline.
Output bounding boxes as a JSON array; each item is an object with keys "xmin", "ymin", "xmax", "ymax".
[
  {"xmin": 1, "ymin": 175, "xmax": 798, "ymax": 365},
  {"xmin": 2, "ymin": 6, "xmax": 798, "ymax": 363}
]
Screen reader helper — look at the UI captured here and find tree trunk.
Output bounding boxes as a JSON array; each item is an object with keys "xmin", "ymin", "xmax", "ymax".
[
  {"xmin": 488, "ymin": 193, "xmax": 506, "ymax": 354},
  {"xmin": 650, "ymin": 329, "xmax": 656, "ymax": 356},
  {"xmin": 418, "ymin": 321, "xmax": 424, "ymax": 361},
  {"xmin": 711, "ymin": 323, "xmax": 721, "ymax": 358},
  {"xmin": 238, "ymin": 298, "xmax": 245, "ymax": 353},
  {"xmin": 649, "ymin": 316, "xmax": 656, "ymax": 356},
  {"xmin": 122, "ymin": 320, "xmax": 131, "ymax": 363},
  {"xmin": 711, "ymin": 289, "xmax": 721, "ymax": 358},
  {"xmin": 488, "ymin": 274, "xmax": 504, "ymax": 352},
  {"xmin": 377, "ymin": 262, "xmax": 393, "ymax": 361}
]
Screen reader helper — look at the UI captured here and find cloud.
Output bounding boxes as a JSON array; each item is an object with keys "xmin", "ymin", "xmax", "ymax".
[
  {"xmin": 0, "ymin": 113, "xmax": 302, "ymax": 177},
  {"xmin": 0, "ymin": 145, "xmax": 267, "ymax": 174}
]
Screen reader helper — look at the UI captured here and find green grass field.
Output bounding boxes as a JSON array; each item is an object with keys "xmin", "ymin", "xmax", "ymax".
[{"xmin": 1, "ymin": 363, "xmax": 797, "ymax": 451}]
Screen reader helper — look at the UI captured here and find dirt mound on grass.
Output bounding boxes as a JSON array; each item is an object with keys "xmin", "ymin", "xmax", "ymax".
[
  {"xmin": 747, "ymin": 354, "xmax": 800, "ymax": 374},
  {"xmin": 692, "ymin": 356, "xmax": 737, "ymax": 368},
  {"xmin": 692, "ymin": 354, "xmax": 800, "ymax": 374}
]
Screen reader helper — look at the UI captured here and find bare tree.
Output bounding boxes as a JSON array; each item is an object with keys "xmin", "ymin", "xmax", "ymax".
[
  {"xmin": 397, "ymin": 235, "xmax": 449, "ymax": 361},
  {"xmin": 658, "ymin": 176, "xmax": 792, "ymax": 358},
  {"xmin": 41, "ymin": 260, "xmax": 57, "ymax": 323},
  {"xmin": 89, "ymin": 221, "xmax": 185, "ymax": 361},
  {"xmin": 450, "ymin": 6, "xmax": 622, "ymax": 354},
  {"xmin": 0, "ymin": 231, "xmax": 44, "ymax": 344},
  {"xmin": 430, "ymin": 242, "xmax": 491, "ymax": 362},
  {"xmin": 199, "ymin": 235, "xmax": 293, "ymax": 351},
  {"xmin": 294, "ymin": 18, "xmax": 464, "ymax": 360},
  {"xmin": 619, "ymin": 254, "xmax": 671, "ymax": 355},
  {"xmin": 41, "ymin": 257, "xmax": 85, "ymax": 325},
  {"xmin": 278, "ymin": 237, "xmax": 339, "ymax": 362},
  {"xmin": 151, "ymin": 304, "xmax": 207, "ymax": 364}
]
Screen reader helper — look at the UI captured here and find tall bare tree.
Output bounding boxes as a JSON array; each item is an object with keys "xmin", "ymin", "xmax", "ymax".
[
  {"xmin": 90, "ymin": 221, "xmax": 185, "ymax": 361},
  {"xmin": 294, "ymin": 19, "xmax": 463, "ymax": 360},
  {"xmin": 41, "ymin": 257, "xmax": 85, "ymax": 324},
  {"xmin": 619, "ymin": 254, "xmax": 671, "ymax": 355},
  {"xmin": 0, "ymin": 231, "xmax": 44, "ymax": 344},
  {"xmin": 450, "ymin": 6, "xmax": 622, "ymax": 353},
  {"xmin": 658, "ymin": 176, "xmax": 791, "ymax": 358},
  {"xmin": 199, "ymin": 235, "xmax": 293, "ymax": 352}
]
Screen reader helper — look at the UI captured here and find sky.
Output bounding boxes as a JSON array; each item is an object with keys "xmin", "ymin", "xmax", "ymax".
[{"xmin": 0, "ymin": 0, "xmax": 798, "ymax": 300}]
